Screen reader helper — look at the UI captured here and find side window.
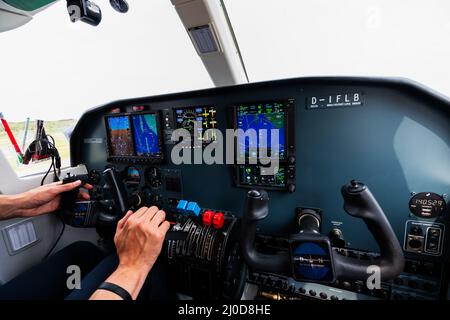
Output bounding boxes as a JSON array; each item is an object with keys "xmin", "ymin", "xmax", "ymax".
[{"xmin": 0, "ymin": 117, "xmax": 77, "ymax": 177}]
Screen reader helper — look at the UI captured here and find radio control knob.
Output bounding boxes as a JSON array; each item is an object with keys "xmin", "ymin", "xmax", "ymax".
[
  {"xmin": 288, "ymin": 184, "xmax": 296, "ymax": 193},
  {"xmin": 288, "ymin": 156, "xmax": 296, "ymax": 164}
]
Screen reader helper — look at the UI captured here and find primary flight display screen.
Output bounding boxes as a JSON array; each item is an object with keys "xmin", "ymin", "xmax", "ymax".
[
  {"xmin": 132, "ymin": 114, "xmax": 161, "ymax": 156},
  {"xmin": 235, "ymin": 102, "xmax": 286, "ymax": 160},
  {"xmin": 106, "ymin": 116, "xmax": 134, "ymax": 157},
  {"xmin": 105, "ymin": 112, "xmax": 163, "ymax": 163}
]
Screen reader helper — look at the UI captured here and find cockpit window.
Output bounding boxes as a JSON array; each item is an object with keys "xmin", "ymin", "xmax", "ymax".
[
  {"xmin": 0, "ymin": 1, "xmax": 212, "ymax": 176},
  {"xmin": 225, "ymin": 0, "xmax": 450, "ymax": 97}
]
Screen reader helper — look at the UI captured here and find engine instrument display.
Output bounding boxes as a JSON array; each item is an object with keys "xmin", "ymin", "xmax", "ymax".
[
  {"xmin": 235, "ymin": 101, "xmax": 286, "ymax": 160},
  {"xmin": 174, "ymin": 106, "xmax": 218, "ymax": 143}
]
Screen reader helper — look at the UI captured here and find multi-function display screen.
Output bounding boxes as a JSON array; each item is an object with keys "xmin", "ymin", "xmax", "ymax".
[
  {"xmin": 132, "ymin": 114, "xmax": 161, "ymax": 156},
  {"xmin": 235, "ymin": 102, "xmax": 286, "ymax": 161}
]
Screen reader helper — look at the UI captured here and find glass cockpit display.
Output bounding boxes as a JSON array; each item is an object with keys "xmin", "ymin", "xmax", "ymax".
[
  {"xmin": 106, "ymin": 116, "xmax": 134, "ymax": 156},
  {"xmin": 235, "ymin": 102, "xmax": 286, "ymax": 161},
  {"xmin": 132, "ymin": 113, "xmax": 161, "ymax": 156},
  {"xmin": 105, "ymin": 112, "xmax": 163, "ymax": 162},
  {"xmin": 174, "ymin": 106, "xmax": 218, "ymax": 143},
  {"xmin": 238, "ymin": 165, "xmax": 286, "ymax": 188}
]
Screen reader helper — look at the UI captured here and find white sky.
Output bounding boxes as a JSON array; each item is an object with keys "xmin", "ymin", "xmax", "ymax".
[
  {"xmin": 226, "ymin": 0, "xmax": 450, "ymax": 92},
  {"xmin": 0, "ymin": 0, "xmax": 212, "ymax": 122},
  {"xmin": 2, "ymin": 0, "xmax": 450, "ymax": 122}
]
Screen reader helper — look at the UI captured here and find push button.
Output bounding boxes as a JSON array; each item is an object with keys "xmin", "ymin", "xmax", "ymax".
[{"xmin": 213, "ymin": 212, "xmax": 225, "ymax": 229}]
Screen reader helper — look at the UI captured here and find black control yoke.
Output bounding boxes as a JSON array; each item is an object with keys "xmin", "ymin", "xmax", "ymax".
[
  {"xmin": 240, "ymin": 181, "xmax": 404, "ymax": 282},
  {"xmin": 98, "ymin": 167, "xmax": 130, "ymax": 224},
  {"xmin": 241, "ymin": 190, "xmax": 291, "ymax": 274},
  {"xmin": 333, "ymin": 181, "xmax": 404, "ymax": 280}
]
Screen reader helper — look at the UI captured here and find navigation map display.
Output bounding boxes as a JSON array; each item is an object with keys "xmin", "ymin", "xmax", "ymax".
[
  {"xmin": 235, "ymin": 102, "xmax": 286, "ymax": 160},
  {"xmin": 132, "ymin": 113, "xmax": 161, "ymax": 156},
  {"xmin": 106, "ymin": 116, "xmax": 134, "ymax": 156}
]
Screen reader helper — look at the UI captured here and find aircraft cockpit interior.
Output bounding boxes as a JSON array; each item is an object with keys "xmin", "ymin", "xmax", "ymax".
[{"xmin": 0, "ymin": 0, "xmax": 449, "ymax": 306}]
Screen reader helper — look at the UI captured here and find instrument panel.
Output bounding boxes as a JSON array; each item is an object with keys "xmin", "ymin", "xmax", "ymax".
[{"xmin": 70, "ymin": 77, "xmax": 450, "ymax": 300}]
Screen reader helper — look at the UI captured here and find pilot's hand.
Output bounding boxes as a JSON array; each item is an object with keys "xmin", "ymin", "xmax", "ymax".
[
  {"xmin": 16, "ymin": 180, "xmax": 93, "ymax": 218},
  {"xmin": 114, "ymin": 206, "xmax": 170, "ymax": 274},
  {"xmin": 90, "ymin": 206, "xmax": 170, "ymax": 300}
]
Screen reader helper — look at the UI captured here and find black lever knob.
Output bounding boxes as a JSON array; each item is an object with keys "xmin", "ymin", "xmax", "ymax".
[
  {"xmin": 248, "ymin": 190, "xmax": 261, "ymax": 198},
  {"xmin": 244, "ymin": 190, "xmax": 269, "ymax": 221}
]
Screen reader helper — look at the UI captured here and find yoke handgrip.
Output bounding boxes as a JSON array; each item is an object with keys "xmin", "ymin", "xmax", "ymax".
[
  {"xmin": 100, "ymin": 168, "xmax": 129, "ymax": 223},
  {"xmin": 240, "ymin": 190, "xmax": 290, "ymax": 274},
  {"xmin": 332, "ymin": 181, "xmax": 404, "ymax": 281}
]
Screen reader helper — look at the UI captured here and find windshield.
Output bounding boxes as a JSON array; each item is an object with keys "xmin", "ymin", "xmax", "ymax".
[
  {"xmin": 226, "ymin": 0, "xmax": 450, "ymax": 97},
  {"xmin": 0, "ymin": 0, "xmax": 212, "ymax": 176}
]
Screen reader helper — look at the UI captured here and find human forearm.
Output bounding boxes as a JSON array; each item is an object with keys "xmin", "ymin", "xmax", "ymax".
[
  {"xmin": 0, "ymin": 194, "xmax": 26, "ymax": 220},
  {"xmin": 89, "ymin": 264, "xmax": 151, "ymax": 300}
]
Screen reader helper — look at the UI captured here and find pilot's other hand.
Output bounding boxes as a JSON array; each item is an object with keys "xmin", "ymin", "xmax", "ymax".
[
  {"xmin": 17, "ymin": 180, "xmax": 93, "ymax": 217},
  {"xmin": 114, "ymin": 206, "xmax": 170, "ymax": 274}
]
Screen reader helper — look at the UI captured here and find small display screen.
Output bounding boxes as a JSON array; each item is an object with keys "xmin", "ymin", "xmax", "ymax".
[
  {"xmin": 132, "ymin": 113, "xmax": 161, "ymax": 156},
  {"xmin": 106, "ymin": 116, "xmax": 134, "ymax": 156},
  {"xmin": 236, "ymin": 102, "xmax": 286, "ymax": 160},
  {"xmin": 290, "ymin": 240, "xmax": 334, "ymax": 283},
  {"xmin": 238, "ymin": 165, "xmax": 286, "ymax": 188},
  {"xmin": 174, "ymin": 106, "xmax": 218, "ymax": 143},
  {"xmin": 126, "ymin": 166, "xmax": 141, "ymax": 184}
]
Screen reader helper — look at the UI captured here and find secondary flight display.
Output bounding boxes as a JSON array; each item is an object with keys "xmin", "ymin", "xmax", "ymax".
[{"xmin": 235, "ymin": 102, "xmax": 286, "ymax": 160}]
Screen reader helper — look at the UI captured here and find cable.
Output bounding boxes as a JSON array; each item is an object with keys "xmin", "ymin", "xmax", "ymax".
[
  {"xmin": 44, "ymin": 214, "xmax": 66, "ymax": 259},
  {"xmin": 40, "ymin": 156, "xmax": 55, "ymax": 186},
  {"xmin": 29, "ymin": 133, "xmax": 65, "ymax": 258},
  {"xmin": 37, "ymin": 135, "xmax": 61, "ymax": 186}
]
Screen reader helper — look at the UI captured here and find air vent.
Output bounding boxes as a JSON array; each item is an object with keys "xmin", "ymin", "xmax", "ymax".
[
  {"xmin": 2, "ymin": 220, "xmax": 39, "ymax": 255},
  {"xmin": 188, "ymin": 24, "xmax": 221, "ymax": 55}
]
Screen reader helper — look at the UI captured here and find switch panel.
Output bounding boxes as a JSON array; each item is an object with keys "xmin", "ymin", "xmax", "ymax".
[{"xmin": 404, "ymin": 220, "xmax": 445, "ymax": 256}]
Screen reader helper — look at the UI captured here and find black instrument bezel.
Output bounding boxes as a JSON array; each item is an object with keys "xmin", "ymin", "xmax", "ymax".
[
  {"xmin": 229, "ymin": 99, "xmax": 296, "ymax": 191},
  {"xmin": 104, "ymin": 111, "xmax": 165, "ymax": 164}
]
